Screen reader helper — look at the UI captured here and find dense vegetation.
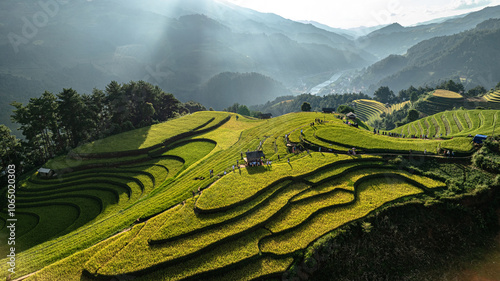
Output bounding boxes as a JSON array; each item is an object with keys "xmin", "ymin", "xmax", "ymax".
[
  {"xmin": 250, "ymin": 92, "xmax": 371, "ymax": 117},
  {"xmin": 1, "ymin": 81, "xmax": 194, "ymax": 177}
]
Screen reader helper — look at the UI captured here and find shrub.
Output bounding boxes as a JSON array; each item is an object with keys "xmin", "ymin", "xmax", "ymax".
[
  {"xmin": 121, "ymin": 121, "xmax": 135, "ymax": 132},
  {"xmin": 337, "ymin": 105, "xmax": 354, "ymax": 114}
]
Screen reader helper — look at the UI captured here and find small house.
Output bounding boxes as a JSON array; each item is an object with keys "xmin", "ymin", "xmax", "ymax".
[
  {"xmin": 260, "ymin": 113, "xmax": 272, "ymax": 119},
  {"xmin": 38, "ymin": 168, "xmax": 54, "ymax": 178},
  {"xmin": 322, "ymin": 108, "xmax": 335, "ymax": 113},
  {"xmin": 346, "ymin": 112, "xmax": 357, "ymax": 120},
  {"xmin": 473, "ymin": 134, "xmax": 488, "ymax": 144},
  {"xmin": 245, "ymin": 150, "xmax": 265, "ymax": 166}
]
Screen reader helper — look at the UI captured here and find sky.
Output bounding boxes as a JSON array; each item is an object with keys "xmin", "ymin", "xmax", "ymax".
[{"xmin": 223, "ymin": 0, "xmax": 500, "ymax": 29}]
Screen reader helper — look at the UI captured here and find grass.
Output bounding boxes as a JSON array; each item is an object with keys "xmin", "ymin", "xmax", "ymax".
[
  {"xmin": 150, "ymin": 181, "xmax": 291, "ymax": 242},
  {"xmin": 352, "ymin": 99, "xmax": 410, "ymax": 125},
  {"xmin": 267, "ymin": 189, "xmax": 355, "ymax": 233},
  {"xmin": 390, "ymin": 109, "xmax": 500, "ymax": 139},
  {"xmin": 0, "ymin": 110, "xmax": 487, "ymax": 281},
  {"xmin": 483, "ymin": 90, "xmax": 500, "ymax": 102},
  {"xmin": 432, "ymin": 89, "xmax": 463, "ymax": 99},
  {"xmin": 295, "ymin": 166, "xmax": 443, "ymax": 202},
  {"xmin": 196, "ymin": 153, "xmax": 373, "ymax": 211},
  {"xmin": 417, "ymin": 90, "xmax": 465, "ymax": 116},
  {"xmin": 316, "ymin": 120, "xmax": 472, "ymax": 153},
  {"xmin": 259, "ymin": 177, "xmax": 425, "ymax": 255},
  {"xmin": 135, "ymin": 229, "xmax": 271, "ymax": 281},
  {"xmin": 93, "ymin": 182, "xmax": 311, "ymax": 275},
  {"xmin": 72, "ymin": 111, "xmax": 229, "ymax": 154}
]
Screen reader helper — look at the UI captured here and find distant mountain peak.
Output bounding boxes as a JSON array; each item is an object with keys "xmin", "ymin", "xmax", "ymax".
[{"xmin": 368, "ymin": 22, "xmax": 405, "ymax": 36}]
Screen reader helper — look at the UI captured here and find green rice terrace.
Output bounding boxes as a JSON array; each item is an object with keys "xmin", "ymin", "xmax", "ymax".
[
  {"xmin": 0, "ymin": 110, "xmax": 495, "ymax": 280},
  {"xmin": 352, "ymin": 99, "xmax": 410, "ymax": 123},
  {"xmin": 390, "ymin": 109, "xmax": 499, "ymax": 139}
]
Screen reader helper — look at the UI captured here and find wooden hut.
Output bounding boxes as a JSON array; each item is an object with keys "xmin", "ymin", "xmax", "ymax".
[
  {"xmin": 260, "ymin": 113, "xmax": 272, "ymax": 119},
  {"xmin": 37, "ymin": 168, "xmax": 54, "ymax": 178},
  {"xmin": 245, "ymin": 151, "xmax": 265, "ymax": 166},
  {"xmin": 346, "ymin": 112, "xmax": 357, "ymax": 120}
]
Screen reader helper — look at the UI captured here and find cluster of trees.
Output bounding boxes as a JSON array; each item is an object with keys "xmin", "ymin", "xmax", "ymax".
[
  {"xmin": 1, "ymin": 81, "xmax": 204, "ymax": 175},
  {"xmin": 224, "ymin": 103, "xmax": 270, "ymax": 119},
  {"xmin": 251, "ymin": 92, "xmax": 371, "ymax": 116}
]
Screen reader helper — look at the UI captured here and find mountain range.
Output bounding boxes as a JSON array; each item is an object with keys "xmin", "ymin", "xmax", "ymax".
[
  {"xmin": 1, "ymin": 0, "xmax": 500, "ymax": 132},
  {"xmin": 327, "ymin": 17, "xmax": 500, "ymax": 95}
]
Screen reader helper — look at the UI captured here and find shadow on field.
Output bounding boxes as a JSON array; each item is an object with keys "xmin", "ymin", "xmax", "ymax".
[{"xmin": 246, "ymin": 165, "xmax": 268, "ymax": 175}]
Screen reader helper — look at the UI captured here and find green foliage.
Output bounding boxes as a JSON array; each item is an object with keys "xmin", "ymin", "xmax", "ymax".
[
  {"xmin": 8, "ymin": 81, "xmax": 187, "ymax": 172},
  {"xmin": 436, "ymin": 80, "xmax": 464, "ymax": 93},
  {"xmin": 337, "ymin": 105, "xmax": 354, "ymax": 114},
  {"xmin": 251, "ymin": 92, "xmax": 370, "ymax": 117},
  {"xmin": 237, "ymin": 105, "xmax": 251, "ymax": 116},
  {"xmin": 406, "ymin": 109, "xmax": 420, "ymax": 122},
  {"xmin": 465, "ymin": 86, "xmax": 487, "ymax": 97},
  {"xmin": 373, "ymin": 86, "xmax": 395, "ymax": 104},
  {"xmin": 301, "ymin": 102, "xmax": 312, "ymax": 112},
  {"xmin": 183, "ymin": 101, "xmax": 206, "ymax": 113}
]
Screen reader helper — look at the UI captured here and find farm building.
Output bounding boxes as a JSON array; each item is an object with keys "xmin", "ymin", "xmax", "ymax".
[
  {"xmin": 38, "ymin": 168, "xmax": 55, "ymax": 178},
  {"xmin": 473, "ymin": 134, "xmax": 488, "ymax": 144},
  {"xmin": 346, "ymin": 112, "xmax": 357, "ymax": 120},
  {"xmin": 260, "ymin": 113, "xmax": 272, "ymax": 119},
  {"xmin": 245, "ymin": 150, "xmax": 265, "ymax": 166},
  {"xmin": 322, "ymin": 108, "xmax": 335, "ymax": 113}
]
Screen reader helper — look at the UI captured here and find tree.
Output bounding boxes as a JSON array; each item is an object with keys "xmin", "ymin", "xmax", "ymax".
[
  {"xmin": 437, "ymin": 80, "xmax": 464, "ymax": 93},
  {"xmin": 184, "ymin": 101, "xmax": 206, "ymax": 113},
  {"xmin": 410, "ymin": 91, "xmax": 419, "ymax": 103},
  {"xmin": 496, "ymin": 81, "xmax": 500, "ymax": 90},
  {"xmin": 57, "ymin": 88, "xmax": 87, "ymax": 147},
  {"xmin": 465, "ymin": 86, "xmax": 487, "ymax": 97},
  {"xmin": 0, "ymin": 125, "xmax": 20, "ymax": 172},
  {"xmin": 337, "ymin": 105, "xmax": 354, "ymax": 114},
  {"xmin": 301, "ymin": 102, "xmax": 311, "ymax": 112},
  {"xmin": 374, "ymin": 86, "xmax": 395, "ymax": 104},
  {"xmin": 224, "ymin": 103, "xmax": 240, "ymax": 113},
  {"xmin": 406, "ymin": 109, "xmax": 420, "ymax": 122},
  {"xmin": 237, "ymin": 105, "xmax": 251, "ymax": 116},
  {"xmin": 140, "ymin": 102, "xmax": 156, "ymax": 126}
]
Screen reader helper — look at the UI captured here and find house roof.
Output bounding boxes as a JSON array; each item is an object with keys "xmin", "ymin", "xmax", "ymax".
[
  {"xmin": 246, "ymin": 151, "xmax": 265, "ymax": 160},
  {"xmin": 346, "ymin": 112, "xmax": 356, "ymax": 117},
  {"xmin": 473, "ymin": 134, "xmax": 488, "ymax": 143},
  {"xmin": 38, "ymin": 168, "xmax": 52, "ymax": 174}
]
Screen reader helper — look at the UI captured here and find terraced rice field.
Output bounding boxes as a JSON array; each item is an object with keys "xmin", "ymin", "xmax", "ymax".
[
  {"xmin": 0, "ymin": 111, "xmax": 475, "ymax": 280},
  {"xmin": 417, "ymin": 90, "xmax": 466, "ymax": 116},
  {"xmin": 352, "ymin": 99, "xmax": 411, "ymax": 123},
  {"xmin": 391, "ymin": 109, "xmax": 499, "ymax": 138},
  {"xmin": 483, "ymin": 90, "xmax": 500, "ymax": 103}
]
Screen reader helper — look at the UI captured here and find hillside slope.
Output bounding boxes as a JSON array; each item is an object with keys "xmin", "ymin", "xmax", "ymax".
[{"xmin": 0, "ymin": 111, "xmax": 482, "ymax": 280}]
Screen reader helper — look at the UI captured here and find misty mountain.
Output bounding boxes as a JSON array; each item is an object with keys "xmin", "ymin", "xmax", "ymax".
[
  {"xmin": 194, "ymin": 72, "xmax": 291, "ymax": 110},
  {"xmin": 357, "ymin": 5, "xmax": 500, "ymax": 59},
  {"xmin": 348, "ymin": 18, "xmax": 500, "ymax": 94},
  {"xmin": 0, "ymin": 0, "xmax": 370, "ymax": 132}
]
